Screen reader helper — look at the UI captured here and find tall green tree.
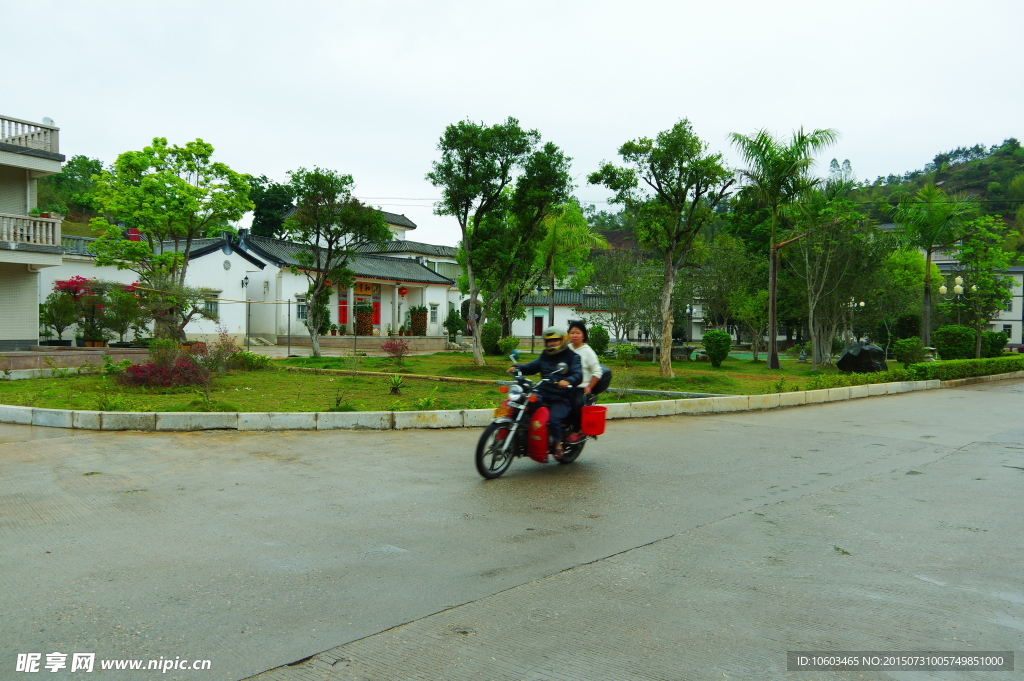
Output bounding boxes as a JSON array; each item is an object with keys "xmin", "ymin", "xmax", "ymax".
[
  {"xmin": 428, "ymin": 120, "xmax": 570, "ymax": 364},
  {"xmin": 535, "ymin": 203, "xmax": 608, "ymax": 325},
  {"xmin": 889, "ymin": 184, "xmax": 977, "ymax": 345},
  {"xmin": 247, "ymin": 175, "xmax": 294, "ymax": 238},
  {"xmin": 729, "ymin": 127, "xmax": 839, "ymax": 368},
  {"xmin": 690, "ymin": 234, "xmax": 760, "ymax": 330},
  {"xmin": 590, "ymin": 119, "xmax": 734, "ymax": 378},
  {"xmin": 90, "ymin": 138, "xmax": 253, "ymax": 339},
  {"xmin": 942, "ymin": 216, "xmax": 1018, "ymax": 358},
  {"xmin": 286, "ymin": 167, "xmax": 391, "ymax": 357},
  {"xmin": 36, "ymin": 154, "xmax": 104, "ymax": 216}
]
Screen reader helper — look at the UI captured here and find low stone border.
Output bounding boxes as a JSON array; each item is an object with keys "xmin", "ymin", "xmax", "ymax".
[{"xmin": 2, "ymin": 372, "xmax": 1022, "ymax": 432}]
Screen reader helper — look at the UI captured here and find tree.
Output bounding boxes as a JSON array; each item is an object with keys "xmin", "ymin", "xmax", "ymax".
[
  {"xmin": 586, "ymin": 248, "xmax": 643, "ymax": 342},
  {"xmin": 865, "ymin": 249, "xmax": 935, "ymax": 354},
  {"xmin": 889, "ymin": 184, "xmax": 977, "ymax": 345},
  {"xmin": 729, "ymin": 127, "xmax": 839, "ymax": 368},
  {"xmin": 534, "ymin": 203, "xmax": 608, "ymax": 325},
  {"xmin": 36, "ymin": 154, "xmax": 104, "ymax": 216},
  {"xmin": 90, "ymin": 138, "xmax": 253, "ymax": 340},
  {"xmin": 590, "ymin": 119, "xmax": 734, "ymax": 378},
  {"xmin": 39, "ymin": 290, "xmax": 79, "ymax": 340},
  {"xmin": 729, "ymin": 288, "xmax": 770, "ymax": 361},
  {"xmin": 788, "ymin": 180, "xmax": 883, "ymax": 368},
  {"xmin": 286, "ymin": 167, "xmax": 391, "ymax": 357},
  {"xmin": 247, "ymin": 175, "xmax": 294, "ymax": 238},
  {"xmin": 942, "ymin": 216, "xmax": 1018, "ymax": 358},
  {"xmin": 428, "ymin": 119, "xmax": 570, "ymax": 365},
  {"xmin": 690, "ymin": 234, "xmax": 758, "ymax": 330}
]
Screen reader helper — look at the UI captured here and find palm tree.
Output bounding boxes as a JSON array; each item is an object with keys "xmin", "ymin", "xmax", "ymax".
[
  {"xmin": 890, "ymin": 184, "xmax": 976, "ymax": 346},
  {"xmin": 535, "ymin": 204, "xmax": 608, "ymax": 325},
  {"xmin": 729, "ymin": 127, "xmax": 839, "ymax": 369}
]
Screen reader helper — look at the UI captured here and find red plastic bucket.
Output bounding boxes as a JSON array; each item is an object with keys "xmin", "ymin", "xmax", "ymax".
[{"xmin": 580, "ymin": 405, "xmax": 607, "ymax": 436}]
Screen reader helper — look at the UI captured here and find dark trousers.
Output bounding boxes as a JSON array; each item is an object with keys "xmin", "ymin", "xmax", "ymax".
[{"xmin": 545, "ymin": 398, "xmax": 571, "ymax": 444}]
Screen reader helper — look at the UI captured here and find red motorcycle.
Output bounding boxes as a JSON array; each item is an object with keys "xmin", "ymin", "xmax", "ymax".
[{"xmin": 475, "ymin": 359, "xmax": 610, "ymax": 479}]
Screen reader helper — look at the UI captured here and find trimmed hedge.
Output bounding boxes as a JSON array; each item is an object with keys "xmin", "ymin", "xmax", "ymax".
[
  {"xmin": 905, "ymin": 355, "xmax": 1024, "ymax": 381},
  {"xmin": 805, "ymin": 369, "xmax": 909, "ymax": 390},
  {"xmin": 702, "ymin": 329, "xmax": 732, "ymax": 368},
  {"xmin": 932, "ymin": 325, "xmax": 974, "ymax": 360}
]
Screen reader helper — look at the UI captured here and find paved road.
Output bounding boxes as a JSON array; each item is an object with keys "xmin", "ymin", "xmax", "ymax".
[{"xmin": 2, "ymin": 381, "xmax": 1022, "ymax": 680}]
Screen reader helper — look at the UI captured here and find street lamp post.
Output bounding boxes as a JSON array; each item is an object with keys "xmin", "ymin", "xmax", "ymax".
[
  {"xmin": 938, "ymin": 276, "xmax": 976, "ymax": 325},
  {"xmin": 846, "ymin": 298, "xmax": 864, "ymax": 343}
]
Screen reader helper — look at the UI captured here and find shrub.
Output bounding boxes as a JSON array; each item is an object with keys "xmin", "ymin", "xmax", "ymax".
[
  {"xmin": 589, "ymin": 324, "xmax": 609, "ymax": 356},
  {"xmin": 981, "ymin": 331, "xmax": 1008, "ymax": 358},
  {"xmin": 497, "ymin": 336, "xmax": 520, "ymax": 357},
  {"xmin": 354, "ymin": 304, "xmax": 375, "ymax": 336},
  {"xmin": 932, "ymin": 325, "xmax": 975, "ymax": 360},
  {"xmin": 785, "ymin": 341, "xmax": 809, "ymax": 358},
  {"xmin": 702, "ymin": 329, "xmax": 731, "ymax": 368},
  {"xmin": 805, "ymin": 369, "xmax": 910, "ymax": 390},
  {"xmin": 119, "ymin": 358, "xmax": 207, "ymax": 388},
  {"xmin": 893, "ymin": 337, "xmax": 927, "ymax": 365},
  {"xmin": 381, "ymin": 338, "xmax": 411, "ymax": 364},
  {"xmin": 148, "ymin": 339, "xmax": 183, "ymax": 368},
  {"xmin": 612, "ymin": 342, "xmax": 637, "ymax": 367},
  {"xmin": 894, "ymin": 314, "xmax": 921, "ymax": 340},
  {"xmin": 905, "ymin": 355, "xmax": 1024, "ymax": 381},
  {"xmin": 443, "ymin": 310, "xmax": 464, "ymax": 337},
  {"xmin": 480, "ymin": 321, "xmax": 502, "ymax": 355},
  {"xmin": 226, "ymin": 350, "xmax": 272, "ymax": 371}
]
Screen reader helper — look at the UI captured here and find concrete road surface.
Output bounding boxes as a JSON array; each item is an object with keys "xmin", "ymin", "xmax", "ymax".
[{"xmin": 2, "ymin": 381, "xmax": 1022, "ymax": 680}]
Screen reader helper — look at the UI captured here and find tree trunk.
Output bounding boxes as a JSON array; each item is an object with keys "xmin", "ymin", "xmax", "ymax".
[
  {"xmin": 767, "ymin": 244, "xmax": 780, "ymax": 369},
  {"xmin": 548, "ymin": 273, "xmax": 555, "ymax": 327},
  {"xmin": 659, "ymin": 258, "xmax": 675, "ymax": 378},
  {"xmin": 466, "ymin": 269, "xmax": 484, "ymax": 366}
]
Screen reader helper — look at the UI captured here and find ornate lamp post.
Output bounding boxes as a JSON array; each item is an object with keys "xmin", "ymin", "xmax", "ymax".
[{"xmin": 938, "ymin": 276, "xmax": 975, "ymax": 325}]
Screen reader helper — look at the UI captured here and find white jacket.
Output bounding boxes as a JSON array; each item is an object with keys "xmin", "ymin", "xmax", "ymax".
[{"xmin": 571, "ymin": 343, "xmax": 603, "ymax": 387}]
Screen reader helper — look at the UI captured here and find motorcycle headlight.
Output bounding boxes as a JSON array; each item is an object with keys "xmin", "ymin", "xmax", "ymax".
[{"xmin": 507, "ymin": 384, "xmax": 524, "ymax": 398}]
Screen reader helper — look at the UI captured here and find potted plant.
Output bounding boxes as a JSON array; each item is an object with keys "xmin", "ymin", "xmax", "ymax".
[
  {"xmin": 330, "ymin": 323, "xmax": 338, "ymax": 336},
  {"xmin": 386, "ymin": 324, "xmax": 393, "ymax": 337},
  {"xmin": 409, "ymin": 305, "xmax": 428, "ymax": 336},
  {"xmin": 398, "ymin": 324, "xmax": 407, "ymax": 337},
  {"xmin": 443, "ymin": 310, "xmax": 464, "ymax": 342}
]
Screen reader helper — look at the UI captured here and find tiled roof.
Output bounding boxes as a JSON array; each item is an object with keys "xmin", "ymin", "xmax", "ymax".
[
  {"xmin": 280, "ymin": 208, "xmax": 416, "ymax": 230},
  {"xmin": 357, "ymin": 239, "xmax": 457, "ymax": 258},
  {"xmin": 241, "ymin": 235, "xmax": 453, "ymax": 285},
  {"xmin": 521, "ymin": 290, "xmax": 584, "ymax": 306}
]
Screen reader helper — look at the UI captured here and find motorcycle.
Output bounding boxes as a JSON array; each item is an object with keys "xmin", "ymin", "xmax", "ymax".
[{"xmin": 475, "ymin": 356, "xmax": 610, "ymax": 479}]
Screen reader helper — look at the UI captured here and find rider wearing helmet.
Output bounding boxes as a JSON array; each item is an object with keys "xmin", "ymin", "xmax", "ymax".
[{"xmin": 508, "ymin": 326, "xmax": 582, "ymax": 459}]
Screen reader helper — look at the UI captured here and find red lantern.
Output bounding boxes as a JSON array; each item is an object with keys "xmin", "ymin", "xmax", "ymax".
[{"xmin": 398, "ymin": 286, "xmax": 409, "ymax": 297}]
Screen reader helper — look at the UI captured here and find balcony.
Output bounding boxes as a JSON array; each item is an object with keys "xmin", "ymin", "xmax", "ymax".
[
  {"xmin": 0, "ymin": 212, "xmax": 62, "ymax": 248},
  {"xmin": 0, "ymin": 114, "xmax": 59, "ymax": 155}
]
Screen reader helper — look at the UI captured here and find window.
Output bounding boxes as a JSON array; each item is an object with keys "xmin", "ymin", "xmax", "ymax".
[
  {"xmin": 295, "ymin": 297, "xmax": 307, "ymax": 320},
  {"xmin": 430, "ymin": 304, "xmax": 438, "ymax": 323},
  {"xmin": 1004, "ymin": 300, "xmax": 1014, "ymax": 312},
  {"xmin": 1003, "ymin": 324, "xmax": 1012, "ymax": 337},
  {"xmin": 204, "ymin": 297, "xmax": 219, "ymax": 316}
]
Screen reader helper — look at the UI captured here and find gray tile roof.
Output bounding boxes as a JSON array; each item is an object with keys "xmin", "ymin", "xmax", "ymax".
[
  {"xmin": 241, "ymin": 235, "xmax": 453, "ymax": 285},
  {"xmin": 280, "ymin": 208, "xmax": 417, "ymax": 230},
  {"xmin": 357, "ymin": 239, "xmax": 458, "ymax": 258},
  {"xmin": 521, "ymin": 290, "xmax": 584, "ymax": 306}
]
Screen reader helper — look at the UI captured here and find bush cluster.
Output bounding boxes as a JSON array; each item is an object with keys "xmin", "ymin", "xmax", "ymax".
[
  {"xmin": 805, "ymin": 369, "xmax": 909, "ymax": 390},
  {"xmin": 497, "ymin": 336, "xmax": 520, "ymax": 357},
  {"xmin": 932, "ymin": 325, "xmax": 975, "ymax": 360},
  {"xmin": 981, "ymin": 331, "xmax": 1008, "ymax": 358},
  {"xmin": 481, "ymin": 321, "xmax": 502, "ymax": 355},
  {"xmin": 701, "ymin": 329, "xmax": 732, "ymax": 368},
  {"xmin": 120, "ymin": 359, "xmax": 208, "ymax": 388},
  {"xmin": 905, "ymin": 355, "xmax": 1024, "ymax": 381},
  {"xmin": 589, "ymin": 324, "xmax": 609, "ymax": 356},
  {"xmin": 893, "ymin": 337, "xmax": 926, "ymax": 365}
]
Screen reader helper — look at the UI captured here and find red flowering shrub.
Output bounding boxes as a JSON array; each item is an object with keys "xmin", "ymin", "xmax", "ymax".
[{"xmin": 119, "ymin": 358, "xmax": 208, "ymax": 388}]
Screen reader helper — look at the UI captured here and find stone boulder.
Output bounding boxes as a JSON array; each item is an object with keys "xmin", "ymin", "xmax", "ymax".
[{"xmin": 837, "ymin": 341, "xmax": 888, "ymax": 373}]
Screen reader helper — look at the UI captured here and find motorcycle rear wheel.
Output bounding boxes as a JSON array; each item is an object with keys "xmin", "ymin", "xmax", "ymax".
[
  {"xmin": 476, "ymin": 422, "xmax": 516, "ymax": 479},
  {"xmin": 558, "ymin": 437, "xmax": 585, "ymax": 464}
]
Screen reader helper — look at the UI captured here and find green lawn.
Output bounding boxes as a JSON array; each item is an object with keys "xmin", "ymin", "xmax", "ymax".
[{"xmin": 0, "ymin": 351, "xmax": 898, "ymax": 413}]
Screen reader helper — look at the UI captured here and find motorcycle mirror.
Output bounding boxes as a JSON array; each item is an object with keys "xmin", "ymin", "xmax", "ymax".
[{"xmin": 556, "ymin": 362, "xmax": 567, "ymax": 374}]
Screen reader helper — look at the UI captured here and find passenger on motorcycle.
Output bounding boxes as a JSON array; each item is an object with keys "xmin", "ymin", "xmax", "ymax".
[
  {"xmin": 565, "ymin": 320, "xmax": 603, "ymax": 442},
  {"xmin": 508, "ymin": 326, "xmax": 582, "ymax": 459}
]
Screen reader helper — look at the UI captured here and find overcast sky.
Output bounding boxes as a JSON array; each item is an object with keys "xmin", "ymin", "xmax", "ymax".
[{"xmin": 5, "ymin": 0, "xmax": 1022, "ymax": 245}]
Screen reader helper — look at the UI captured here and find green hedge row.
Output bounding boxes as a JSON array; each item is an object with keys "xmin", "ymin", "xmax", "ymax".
[
  {"xmin": 805, "ymin": 369, "xmax": 909, "ymax": 390},
  {"xmin": 905, "ymin": 355, "xmax": 1024, "ymax": 381}
]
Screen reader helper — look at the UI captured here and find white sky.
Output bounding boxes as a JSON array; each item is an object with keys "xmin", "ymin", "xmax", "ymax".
[{"xmin": 4, "ymin": 0, "xmax": 1022, "ymax": 245}]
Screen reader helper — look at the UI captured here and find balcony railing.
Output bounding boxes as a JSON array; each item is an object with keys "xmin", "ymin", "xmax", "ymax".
[
  {"xmin": 0, "ymin": 213, "xmax": 61, "ymax": 247},
  {"xmin": 62, "ymin": 235, "xmax": 97, "ymax": 255},
  {"xmin": 0, "ymin": 114, "xmax": 60, "ymax": 154}
]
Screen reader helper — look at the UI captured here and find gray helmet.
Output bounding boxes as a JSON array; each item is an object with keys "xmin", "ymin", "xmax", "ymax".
[{"xmin": 542, "ymin": 326, "xmax": 568, "ymax": 355}]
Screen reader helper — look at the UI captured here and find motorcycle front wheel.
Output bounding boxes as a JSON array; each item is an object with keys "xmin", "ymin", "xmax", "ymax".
[{"xmin": 476, "ymin": 422, "xmax": 516, "ymax": 479}]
